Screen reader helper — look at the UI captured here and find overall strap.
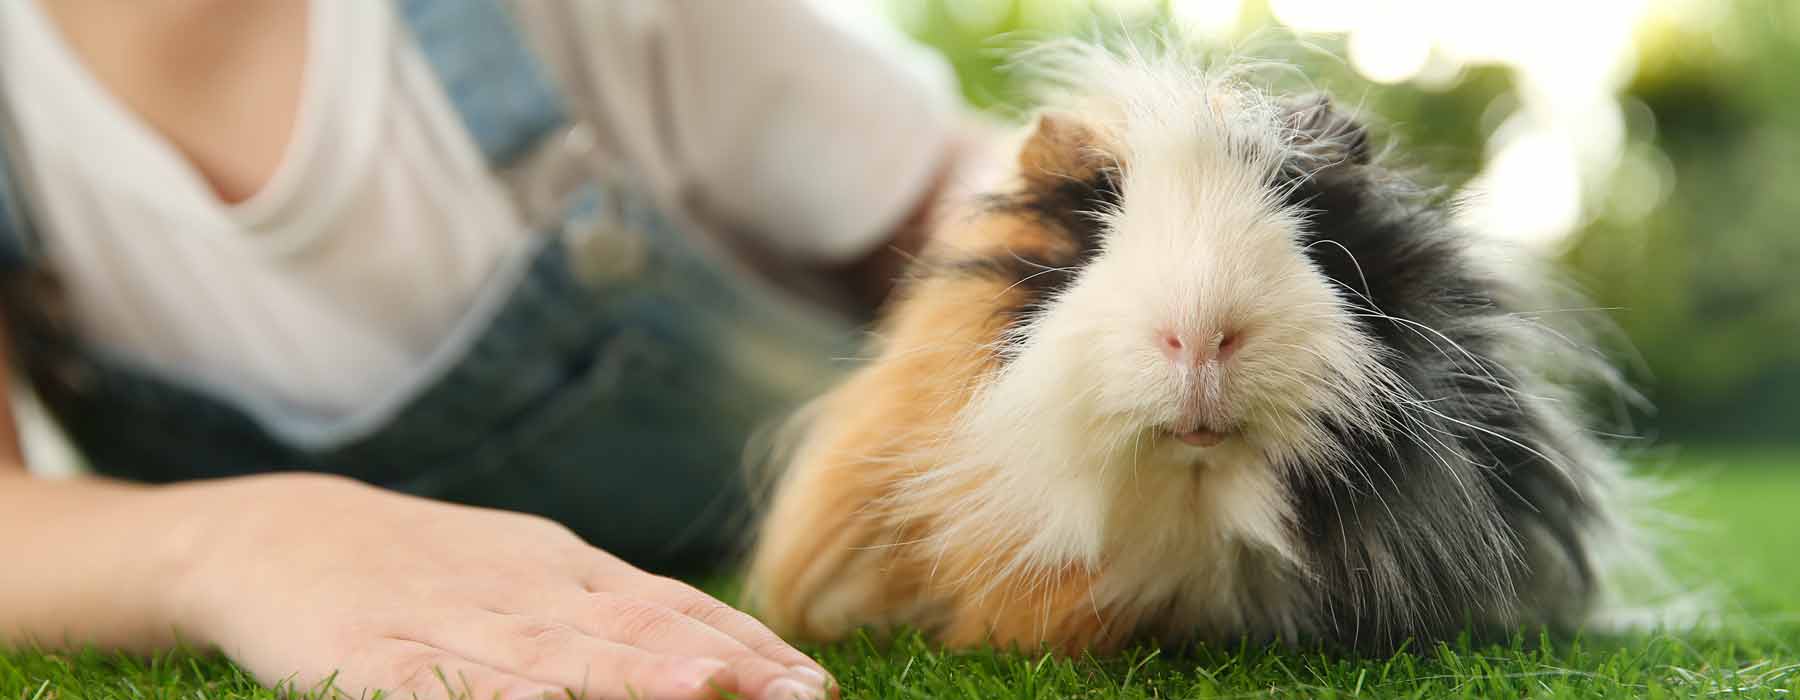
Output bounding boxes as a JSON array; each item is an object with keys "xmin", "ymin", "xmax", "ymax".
[
  {"xmin": 398, "ymin": 0, "xmax": 570, "ymax": 169},
  {"xmin": 0, "ymin": 94, "xmax": 38, "ymax": 272}
]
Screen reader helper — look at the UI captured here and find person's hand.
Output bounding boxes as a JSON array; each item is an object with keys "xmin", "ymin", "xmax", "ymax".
[{"xmin": 165, "ymin": 473, "xmax": 834, "ymax": 700}]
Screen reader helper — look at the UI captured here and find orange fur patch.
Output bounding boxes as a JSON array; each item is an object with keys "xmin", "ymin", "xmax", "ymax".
[{"xmin": 745, "ymin": 202, "xmax": 1139, "ymax": 652}]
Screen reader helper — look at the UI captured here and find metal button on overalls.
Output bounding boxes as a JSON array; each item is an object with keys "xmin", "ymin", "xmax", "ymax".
[{"xmin": 564, "ymin": 211, "xmax": 649, "ymax": 285}]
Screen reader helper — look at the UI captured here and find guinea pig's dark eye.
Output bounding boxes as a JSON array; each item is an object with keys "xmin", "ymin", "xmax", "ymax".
[
  {"xmin": 983, "ymin": 165, "xmax": 1121, "ymax": 268},
  {"xmin": 952, "ymin": 163, "xmax": 1122, "ymax": 341},
  {"xmin": 1034, "ymin": 167, "xmax": 1121, "ymax": 261}
]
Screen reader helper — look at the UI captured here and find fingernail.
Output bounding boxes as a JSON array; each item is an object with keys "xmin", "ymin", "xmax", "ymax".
[
  {"xmin": 788, "ymin": 665, "xmax": 830, "ymax": 688},
  {"xmin": 765, "ymin": 677, "xmax": 826, "ymax": 700},
  {"xmin": 671, "ymin": 658, "xmax": 731, "ymax": 692}
]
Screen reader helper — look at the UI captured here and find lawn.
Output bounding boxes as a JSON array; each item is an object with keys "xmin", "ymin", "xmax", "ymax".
[{"xmin": 5, "ymin": 448, "xmax": 1797, "ymax": 699}]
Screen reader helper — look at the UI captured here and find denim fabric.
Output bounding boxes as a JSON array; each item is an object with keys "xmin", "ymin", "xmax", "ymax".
[
  {"xmin": 0, "ymin": 0, "xmax": 854, "ymax": 572},
  {"xmin": 399, "ymin": 0, "xmax": 569, "ymax": 166},
  {"xmin": 0, "ymin": 109, "xmax": 36, "ymax": 271},
  {"xmin": 10, "ymin": 181, "xmax": 848, "ymax": 571}
]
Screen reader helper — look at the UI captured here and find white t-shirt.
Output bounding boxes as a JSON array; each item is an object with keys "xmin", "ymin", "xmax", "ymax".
[{"xmin": 0, "ymin": 0, "xmax": 957, "ymax": 419}]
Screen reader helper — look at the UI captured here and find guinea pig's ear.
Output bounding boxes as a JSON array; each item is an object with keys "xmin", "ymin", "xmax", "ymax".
[
  {"xmin": 1282, "ymin": 93, "xmax": 1370, "ymax": 166},
  {"xmin": 1018, "ymin": 111, "xmax": 1107, "ymax": 184}
]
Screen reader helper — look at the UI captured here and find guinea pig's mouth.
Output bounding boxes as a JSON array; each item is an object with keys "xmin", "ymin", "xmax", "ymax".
[{"xmin": 1166, "ymin": 426, "xmax": 1235, "ymax": 447}]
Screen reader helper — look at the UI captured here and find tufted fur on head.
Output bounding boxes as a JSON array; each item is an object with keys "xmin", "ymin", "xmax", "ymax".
[{"xmin": 745, "ymin": 40, "xmax": 1659, "ymax": 654}]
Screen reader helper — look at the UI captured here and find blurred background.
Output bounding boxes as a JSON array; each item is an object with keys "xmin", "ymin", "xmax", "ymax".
[
  {"xmin": 864, "ymin": 0, "xmax": 1799, "ymax": 448},
  {"xmin": 14, "ymin": 0, "xmax": 1793, "ymax": 475}
]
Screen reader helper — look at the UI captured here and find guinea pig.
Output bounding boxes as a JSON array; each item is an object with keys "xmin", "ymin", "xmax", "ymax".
[{"xmin": 745, "ymin": 42, "xmax": 1656, "ymax": 655}]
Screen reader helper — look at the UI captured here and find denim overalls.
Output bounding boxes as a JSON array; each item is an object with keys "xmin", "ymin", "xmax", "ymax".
[{"xmin": 0, "ymin": 0, "xmax": 849, "ymax": 572}]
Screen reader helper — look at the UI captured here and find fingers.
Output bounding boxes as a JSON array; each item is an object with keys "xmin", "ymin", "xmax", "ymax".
[
  {"xmin": 561, "ymin": 592, "xmax": 826, "ymax": 700},
  {"xmin": 399, "ymin": 619, "xmax": 738, "ymax": 700},
  {"xmin": 339, "ymin": 637, "xmax": 568, "ymax": 700},
  {"xmin": 577, "ymin": 557, "xmax": 833, "ymax": 680},
  {"xmin": 618, "ymin": 577, "xmax": 832, "ymax": 680}
]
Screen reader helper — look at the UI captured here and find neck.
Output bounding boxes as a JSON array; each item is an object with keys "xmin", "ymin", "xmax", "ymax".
[
  {"xmin": 37, "ymin": 0, "xmax": 310, "ymax": 203},
  {"xmin": 41, "ymin": 0, "xmax": 301, "ymax": 80}
]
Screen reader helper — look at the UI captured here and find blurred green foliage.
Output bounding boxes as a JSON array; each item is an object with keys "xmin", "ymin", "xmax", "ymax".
[
  {"xmin": 887, "ymin": 0, "xmax": 1799, "ymax": 444},
  {"xmin": 1572, "ymin": 0, "xmax": 1800, "ymax": 441}
]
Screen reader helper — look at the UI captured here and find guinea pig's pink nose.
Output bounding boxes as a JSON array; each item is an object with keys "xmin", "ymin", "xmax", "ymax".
[{"xmin": 1158, "ymin": 330, "xmax": 1242, "ymax": 368}]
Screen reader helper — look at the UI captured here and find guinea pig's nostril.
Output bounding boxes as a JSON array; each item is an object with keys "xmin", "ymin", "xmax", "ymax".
[
  {"xmin": 1218, "ymin": 332, "xmax": 1243, "ymax": 362},
  {"xmin": 1160, "ymin": 330, "xmax": 1241, "ymax": 366},
  {"xmin": 1159, "ymin": 332, "xmax": 1185, "ymax": 361}
]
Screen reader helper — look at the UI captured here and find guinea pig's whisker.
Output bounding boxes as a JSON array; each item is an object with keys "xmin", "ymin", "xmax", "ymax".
[
  {"xmin": 1004, "ymin": 248, "xmax": 1068, "ymax": 271},
  {"xmin": 1508, "ymin": 306, "xmax": 1625, "ymax": 317},
  {"xmin": 1305, "ymin": 238, "xmax": 1379, "ymax": 303},
  {"xmin": 1398, "ymin": 399, "xmax": 1575, "ymax": 481},
  {"xmin": 1509, "ymin": 315, "xmax": 1607, "ymax": 358},
  {"xmin": 1324, "ymin": 280, "xmax": 1390, "ymax": 321},
  {"xmin": 1128, "ymin": 429, "xmax": 1147, "ymax": 497},
  {"xmin": 1341, "ymin": 311, "xmax": 1524, "ymax": 413},
  {"xmin": 1257, "ymin": 341, "xmax": 1360, "ymax": 379},
  {"xmin": 1443, "ymin": 370, "xmax": 1550, "ymax": 403},
  {"xmin": 1390, "ymin": 394, "xmax": 1455, "ymax": 406},
  {"xmin": 1353, "ymin": 312, "xmax": 1521, "ymax": 385},
  {"xmin": 850, "ymin": 536, "xmax": 935, "ymax": 552}
]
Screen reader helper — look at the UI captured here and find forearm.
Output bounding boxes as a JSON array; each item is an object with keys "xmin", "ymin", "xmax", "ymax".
[
  {"xmin": 834, "ymin": 165, "xmax": 941, "ymax": 314},
  {"xmin": 0, "ymin": 322, "xmax": 202, "ymax": 651},
  {"xmin": 834, "ymin": 116, "xmax": 1011, "ymax": 314},
  {"xmin": 0, "ymin": 469, "xmax": 210, "ymax": 652}
]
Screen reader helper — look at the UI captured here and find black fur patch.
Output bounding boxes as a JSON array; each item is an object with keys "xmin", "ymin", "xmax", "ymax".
[
  {"xmin": 987, "ymin": 168, "xmax": 1121, "ymax": 260},
  {"xmin": 939, "ymin": 169, "xmax": 1122, "ymax": 324},
  {"xmin": 1276, "ymin": 160, "xmax": 1602, "ymax": 650}
]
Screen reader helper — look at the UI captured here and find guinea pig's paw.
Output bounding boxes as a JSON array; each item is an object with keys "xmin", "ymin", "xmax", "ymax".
[
  {"xmin": 936, "ymin": 568, "xmax": 1133, "ymax": 657},
  {"xmin": 792, "ymin": 549, "xmax": 897, "ymax": 639}
]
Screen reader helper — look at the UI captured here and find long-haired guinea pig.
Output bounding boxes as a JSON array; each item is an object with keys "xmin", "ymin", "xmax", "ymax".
[{"xmin": 746, "ymin": 43, "xmax": 1656, "ymax": 654}]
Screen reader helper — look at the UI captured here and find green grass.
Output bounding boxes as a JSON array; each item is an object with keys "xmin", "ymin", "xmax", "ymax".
[{"xmin": 6, "ymin": 448, "xmax": 1799, "ymax": 699}]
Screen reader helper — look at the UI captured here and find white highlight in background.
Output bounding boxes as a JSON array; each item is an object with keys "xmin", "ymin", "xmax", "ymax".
[
  {"xmin": 1171, "ymin": 0, "xmax": 1244, "ymax": 38},
  {"xmin": 1347, "ymin": 17, "xmax": 1432, "ymax": 83},
  {"xmin": 1268, "ymin": 0, "xmax": 1357, "ymax": 33},
  {"xmin": 1094, "ymin": 0, "xmax": 1163, "ymax": 18},
  {"xmin": 1458, "ymin": 120, "xmax": 1586, "ymax": 250}
]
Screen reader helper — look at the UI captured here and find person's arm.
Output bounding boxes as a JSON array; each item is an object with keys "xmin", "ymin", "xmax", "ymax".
[
  {"xmin": 0, "ymin": 320, "xmax": 832, "ymax": 700},
  {"xmin": 829, "ymin": 119, "xmax": 1010, "ymax": 312},
  {"xmin": 0, "ymin": 319, "xmax": 203, "ymax": 652},
  {"xmin": 567, "ymin": 0, "xmax": 1007, "ymax": 312},
  {"xmin": 0, "ymin": 326, "xmax": 20, "ymax": 469}
]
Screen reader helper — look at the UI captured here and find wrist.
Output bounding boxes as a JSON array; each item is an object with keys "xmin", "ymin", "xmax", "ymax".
[{"xmin": 156, "ymin": 472, "xmax": 367, "ymax": 649}]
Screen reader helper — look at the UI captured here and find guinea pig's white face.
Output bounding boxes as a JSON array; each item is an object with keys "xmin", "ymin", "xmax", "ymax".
[
  {"xmin": 959, "ymin": 75, "xmax": 1394, "ymax": 478},
  {"xmin": 1045, "ymin": 164, "xmax": 1372, "ymax": 465}
]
